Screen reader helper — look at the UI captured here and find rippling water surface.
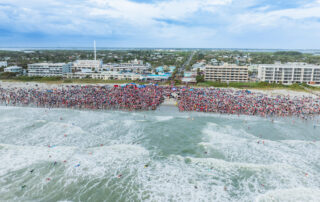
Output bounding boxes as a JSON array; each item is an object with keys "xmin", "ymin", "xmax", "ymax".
[{"xmin": 0, "ymin": 105, "xmax": 320, "ymax": 202}]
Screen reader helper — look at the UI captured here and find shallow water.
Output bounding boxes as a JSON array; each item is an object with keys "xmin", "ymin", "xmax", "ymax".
[{"xmin": 0, "ymin": 105, "xmax": 320, "ymax": 202}]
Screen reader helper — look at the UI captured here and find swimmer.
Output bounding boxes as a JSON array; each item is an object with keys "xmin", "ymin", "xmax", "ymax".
[
  {"xmin": 144, "ymin": 164, "xmax": 149, "ymax": 168},
  {"xmin": 30, "ymin": 169, "xmax": 34, "ymax": 173}
]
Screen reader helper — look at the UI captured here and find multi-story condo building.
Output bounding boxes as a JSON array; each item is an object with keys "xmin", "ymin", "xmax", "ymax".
[
  {"xmin": 66, "ymin": 71, "xmax": 144, "ymax": 81},
  {"xmin": 258, "ymin": 62, "xmax": 320, "ymax": 85},
  {"xmin": 204, "ymin": 64, "xmax": 248, "ymax": 82},
  {"xmin": 101, "ymin": 63, "xmax": 151, "ymax": 74},
  {"xmin": 72, "ymin": 60, "xmax": 102, "ymax": 72},
  {"xmin": 93, "ymin": 72, "xmax": 143, "ymax": 80},
  {"xmin": 28, "ymin": 63, "xmax": 72, "ymax": 77}
]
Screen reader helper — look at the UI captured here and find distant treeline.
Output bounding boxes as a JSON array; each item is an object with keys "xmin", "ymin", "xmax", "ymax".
[
  {"xmin": 0, "ymin": 50, "xmax": 189, "ymax": 69},
  {"xmin": 188, "ymin": 50, "xmax": 320, "ymax": 65},
  {"xmin": 274, "ymin": 51, "xmax": 303, "ymax": 56}
]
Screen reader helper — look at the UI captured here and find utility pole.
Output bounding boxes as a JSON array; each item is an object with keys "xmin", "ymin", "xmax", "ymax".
[{"xmin": 94, "ymin": 40, "xmax": 96, "ymax": 61}]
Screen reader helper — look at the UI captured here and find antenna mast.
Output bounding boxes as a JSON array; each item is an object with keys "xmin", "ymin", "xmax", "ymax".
[{"xmin": 94, "ymin": 40, "xmax": 96, "ymax": 61}]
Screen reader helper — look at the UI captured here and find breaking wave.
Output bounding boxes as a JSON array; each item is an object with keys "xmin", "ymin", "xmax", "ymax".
[{"xmin": 0, "ymin": 106, "xmax": 319, "ymax": 201}]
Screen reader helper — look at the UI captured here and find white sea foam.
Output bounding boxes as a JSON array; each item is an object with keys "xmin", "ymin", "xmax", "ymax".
[
  {"xmin": 0, "ymin": 143, "xmax": 76, "ymax": 176},
  {"xmin": 0, "ymin": 106, "xmax": 319, "ymax": 201},
  {"xmin": 255, "ymin": 188, "xmax": 320, "ymax": 202},
  {"xmin": 154, "ymin": 116, "xmax": 174, "ymax": 122},
  {"xmin": 64, "ymin": 144, "xmax": 149, "ymax": 176},
  {"xmin": 200, "ymin": 122, "xmax": 320, "ymax": 169}
]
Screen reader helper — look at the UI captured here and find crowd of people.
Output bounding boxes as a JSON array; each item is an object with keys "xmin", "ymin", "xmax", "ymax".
[
  {"xmin": 0, "ymin": 84, "xmax": 164, "ymax": 111},
  {"xmin": 176, "ymin": 88, "xmax": 320, "ymax": 118},
  {"xmin": 1, "ymin": 83, "xmax": 320, "ymax": 118}
]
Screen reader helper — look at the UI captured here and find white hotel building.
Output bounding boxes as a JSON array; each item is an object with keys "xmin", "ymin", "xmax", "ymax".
[
  {"xmin": 66, "ymin": 71, "xmax": 143, "ymax": 80},
  {"xmin": 102, "ymin": 63, "xmax": 150, "ymax": 74},
  {"xmin": 258, "ymin": 62, "xmax": 320, "ymax": 85},
  {"xmin": 4, "ymin": 66, "xmax": 24, "ymax": 74},
  {"xmin": 28, "ymin": 63, "xmax": 72, "ymax": 77},
  {"xmin": 73, "ymin": 60, "xmax": 102, "ymax": 72}
]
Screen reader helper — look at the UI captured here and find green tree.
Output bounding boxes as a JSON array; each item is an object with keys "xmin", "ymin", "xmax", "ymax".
[{"xmin": 196, "ymin": 68, "xmax": 204, "ymax": 83}]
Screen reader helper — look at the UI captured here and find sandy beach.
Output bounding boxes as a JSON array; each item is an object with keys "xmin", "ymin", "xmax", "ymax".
[
  {"xmin": 0, "ymin": 80, "xmax": 317, "ymax": 98},
  {"xmin": 248, "ymin": 89, "xmax": 319, "ymax": 98},
  {"xmin": 0, "ymin": 81, "xmax": 117, "ymax": 90}
]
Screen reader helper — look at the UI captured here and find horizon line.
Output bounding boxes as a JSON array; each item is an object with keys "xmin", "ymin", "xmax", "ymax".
[{"xmin": 1, "ymin": 47, "xmax": 320, "ymax": 51}]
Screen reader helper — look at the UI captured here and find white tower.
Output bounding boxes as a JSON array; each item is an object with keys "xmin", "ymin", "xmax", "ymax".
[{"xmin": 94, "ymin": 40, "xmax": 97, "ymax": 61}]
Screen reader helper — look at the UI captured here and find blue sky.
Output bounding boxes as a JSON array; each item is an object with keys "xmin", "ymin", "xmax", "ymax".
[{"xmin": 1, "ymin": 0, "xmax": 320, "ymax": 48}]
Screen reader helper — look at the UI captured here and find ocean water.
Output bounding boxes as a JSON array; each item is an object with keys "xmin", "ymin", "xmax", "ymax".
[{"xmin": 0, "ymin": 105, "xmax": 320, "ymax": 202}]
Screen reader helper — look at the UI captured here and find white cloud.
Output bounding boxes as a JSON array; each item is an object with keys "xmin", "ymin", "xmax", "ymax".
[
  {"xmin": 0, "ymin": 0, "xmax": 232, "ymax": 34},
  {"xmin": 233, "ymin": 0, "xmax": 320, "ymax": 30},
  {"xmin": 87, "ymin": 0, "xmax": 232, "ymax": 25},
  {"xmin": 1, "ymin": 0, "xmax": 320, "ymax": 48}
]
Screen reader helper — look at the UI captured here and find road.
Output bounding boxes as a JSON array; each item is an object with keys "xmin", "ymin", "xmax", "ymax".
[{"xmin": 179, "ymin": 51, "xmax": 196, "ymax": 73}]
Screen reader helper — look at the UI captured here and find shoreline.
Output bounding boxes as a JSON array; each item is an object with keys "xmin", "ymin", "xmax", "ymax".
[
  {"xmin": 0, "ymin": 104, "xmax": 318, "ymax": 121},
  {"xmin": 162, "ymin": 98, "xmax": 177, "ymax": 106}
]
